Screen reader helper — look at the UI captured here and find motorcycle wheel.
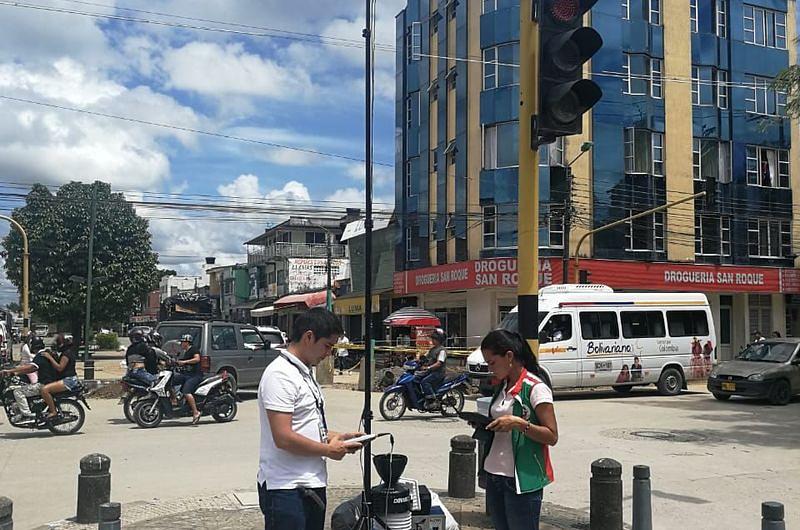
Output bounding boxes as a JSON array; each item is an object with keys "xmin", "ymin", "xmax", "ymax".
[
  {"xmin": 134, "ymin": 399, "xmax": 163, "ymax": 428},
  {"xmin": 440, "ymin": 389, "xmax": 465, "ymax": 417},
  {"xmin": 123, "ymin": 394, "xmax": 141, "ymax": 423},
  {"xmin": 379, "ymin": 390, "xmax": 407, "ymax": 421},
  {"xmin": 47, "ymin": 400, "xmax": 85, "ymax": 435},
  {"xmin": 211, "ymin": 397, "xmax": 238, "ymax": 423}
]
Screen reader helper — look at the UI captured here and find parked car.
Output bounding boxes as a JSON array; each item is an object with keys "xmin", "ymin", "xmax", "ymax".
[
  {"xmin": 256, "ymin": 326, "xmax": 287, "ymax": 349},
  {"xmin": 707, "ymin": 339, "xmax": 800, "ymax": 405},
  {"xmin": 156, "ymin": 321, "xmax": 281, "ymax": 393}
]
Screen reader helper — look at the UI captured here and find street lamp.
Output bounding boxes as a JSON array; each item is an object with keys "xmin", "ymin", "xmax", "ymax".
[{"xmin": 0, "ymin": 214, "xmax": 30, "ymax": 332}]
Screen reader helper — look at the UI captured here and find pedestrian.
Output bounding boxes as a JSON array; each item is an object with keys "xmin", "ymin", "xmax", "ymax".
[
  {"xmin": 335, "ymin": 333, "xmax": 350, "ymax": 374},
  {"xmin": 478, "ymin": 329, "xmax": 558, "ymax": 530},
  {"xmin": 752, "ymin": 330, "xmax": 765, "ymax": 342},
  {"xmin": 257, "ymin": 308, "xmax": 363, "ymax": 530}
]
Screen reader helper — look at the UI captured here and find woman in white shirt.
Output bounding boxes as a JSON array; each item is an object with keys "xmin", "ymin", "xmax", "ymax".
[{"xmin": 19, "ymin": 332, "xmax": 38, "ymax": 384}]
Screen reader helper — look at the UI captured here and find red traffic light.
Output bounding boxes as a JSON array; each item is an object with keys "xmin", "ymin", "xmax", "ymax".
[{"xmin": 544, "ymin": 0, "xmax": 599, "ymax": 24}]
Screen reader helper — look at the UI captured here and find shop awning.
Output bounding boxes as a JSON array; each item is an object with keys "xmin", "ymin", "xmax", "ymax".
[
  {"xmin": 383, "ymin": 307, "xmax": 441, "ymax": 327},
  {"xmin": 274, "ymin": 290, "xmax": 332, "ymax": 309},
  {"xmin": 250, "ymin": 306, "xmax": 275, "ymax": 317}
]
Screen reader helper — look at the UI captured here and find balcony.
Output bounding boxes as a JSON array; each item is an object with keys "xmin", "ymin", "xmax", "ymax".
[{"xmin": 248, "ymin": 242, "xmax": 347, "ymax": 264}]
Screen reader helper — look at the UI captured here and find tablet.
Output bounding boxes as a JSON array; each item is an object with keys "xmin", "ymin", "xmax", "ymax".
[
  {"xmin": 345, "ymin": 433, "xmax": 379, "ymax": 444},
  {"xmin": 457, "ymin": 412, "xmax": 492, "ymax": 428}
]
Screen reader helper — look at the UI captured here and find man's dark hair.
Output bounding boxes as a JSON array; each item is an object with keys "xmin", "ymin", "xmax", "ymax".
[{"xmin": 290, "ymin": 308, "xmax": 343, "ymax": 344}]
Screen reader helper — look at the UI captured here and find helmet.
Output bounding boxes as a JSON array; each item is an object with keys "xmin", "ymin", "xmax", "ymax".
[
  {"xmin": 149, "ymin": 331, "xmax": 162, "ymax": 348},
  {"xmin": 128, "ymin": 328, "xmax": 145, "ymax": 343},
  {"xmin": 180, "ymin": 334, "xmax": 193, "ymax": 344},
  {"xmin": 430, "ymin": 328, "xmax": 446, "ymax": 344}
]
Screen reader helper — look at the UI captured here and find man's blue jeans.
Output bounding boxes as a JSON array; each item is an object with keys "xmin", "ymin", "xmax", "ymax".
[
  {"xmin": 485, "ymin": 472, "xmax": 543, "ymax": 530},
  {"xmin": 258, "ymin": 482, "xmax": 326, "ymax": 530},
  {"xmin": 130, "ymin": 368, "xmax": 156, "ymax": 386},
  {"xmin": 420, "ymin": 371, "xmax": 444, "ymax": 399}
]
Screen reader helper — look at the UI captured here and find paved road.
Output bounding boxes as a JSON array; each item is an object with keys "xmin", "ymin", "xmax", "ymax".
[{"xmin": 1, "ymin": 386, "xmax": 797, "ymax": 529}]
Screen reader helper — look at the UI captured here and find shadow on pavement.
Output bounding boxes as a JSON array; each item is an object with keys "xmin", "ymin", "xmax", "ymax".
[{"xmin": 0, "ymin": 431, "xmax": 85, "ymax": 440}]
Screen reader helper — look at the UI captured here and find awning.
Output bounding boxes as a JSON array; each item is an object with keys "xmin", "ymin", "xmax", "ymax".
[
  {"xmin": 274, "ymin": 290, "xmax": 332, "ymax": 309},
  {"xmin": 334, "ymin": 294, "xmax": 380, "ymax": 315},
  {"xmin": 250, "ymin": 306, "xmax": 275, "ymax": 317},
  {"xmin": 383, "ymin": 307, "xmax": 441, "ymax": 327}
]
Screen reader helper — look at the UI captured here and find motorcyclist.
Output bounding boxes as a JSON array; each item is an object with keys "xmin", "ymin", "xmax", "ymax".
[
  {"xmin": 0, "ymin": 344, "xmax": 60, "ymax": 423},
  {"xmin": 418, "ymin": 328, "xmax": 448, "ymax": 408},
  {"xmin": 125, "ymin": 328, "xmax": 169, "ymax": 386},
  {"xmin": 172, "ymin": 334, "xmax": 202, "ymax": 424}
]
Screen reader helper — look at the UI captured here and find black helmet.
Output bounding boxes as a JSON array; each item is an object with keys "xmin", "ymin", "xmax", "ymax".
[
  {"xmin": 128, "ymin": 328, "xmax": 145, "ymax": 343},
  {"xmin": 180, "ymin": 334, "xmax": 193, "ymax": 344},
  {"xmin": 430, "ymin": 328, "xmax": 446, "ymax": 344},
  {"xmin": 149, "ymin": 331, "xmax": 162, "ymax": 348}
]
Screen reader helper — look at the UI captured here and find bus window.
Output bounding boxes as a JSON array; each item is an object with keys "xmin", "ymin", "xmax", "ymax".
[
  {"xmin": 540, "ymin": 314, "xmax": 572, "ymax": 343},
  {"xmin": 666, "ymin": 310, "xmax": 709, "ymax": 337},
  {"xmin": 579, "ymin": 312, "xmax": 619, "ymax": 340},
  {"xmin": 621, "ymin": 311, "xmax": 666, "ymax": 338}
]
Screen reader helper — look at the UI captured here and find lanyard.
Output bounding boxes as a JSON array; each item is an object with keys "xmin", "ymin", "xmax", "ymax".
[{"xmin": 279, "ymin": 352, "xmax": 328, "ymax": 432}]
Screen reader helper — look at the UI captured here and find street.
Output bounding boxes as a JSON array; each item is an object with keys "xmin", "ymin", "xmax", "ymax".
[{"xmin": 1, "ymin": 385, "xmax": 797, "ymax": 529}]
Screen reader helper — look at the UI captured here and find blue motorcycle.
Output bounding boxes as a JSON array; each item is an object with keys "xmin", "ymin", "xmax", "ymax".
[{"xmin": 379, "ymin": 360, "xmax": 469, "ymax": 420}]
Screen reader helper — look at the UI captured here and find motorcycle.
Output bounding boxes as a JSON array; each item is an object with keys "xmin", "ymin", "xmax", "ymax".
[
  {"xmin": 379, "ymin": 360, "xmax": 468, "ymax": 421},
  {"xmin": 0, "ymin": 373, "xmax": 89, "ymax": 435},
  {"xmin": 119, "ymin": 374, "xmax": 152, "ymax": 423},
  {"xmin": 132, "ymin": 364, "xmax": 237, "ymax": 428}
]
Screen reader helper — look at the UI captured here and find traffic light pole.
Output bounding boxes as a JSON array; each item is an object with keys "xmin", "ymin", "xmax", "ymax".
[{"xmin": 518, "ymin": 2, "xmax": 541, "ymax": 356}]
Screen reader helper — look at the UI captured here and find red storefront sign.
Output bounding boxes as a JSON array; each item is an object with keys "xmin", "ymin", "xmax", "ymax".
[{"xmin": 393, "ymin": 258, "xmax": 800, "ymax": 295}]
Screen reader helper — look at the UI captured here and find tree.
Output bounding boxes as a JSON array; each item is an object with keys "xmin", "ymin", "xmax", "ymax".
[
  {"xmin": 6, "ymin": 302, "xmax": 21, "ymax": 314},
  {"xmin": 773, "ymin": 65, "xmax": 800, "ymax": 118},
  {"xmin": 2, "ymin": 181, "xmax": 159, "ymax": 344}
]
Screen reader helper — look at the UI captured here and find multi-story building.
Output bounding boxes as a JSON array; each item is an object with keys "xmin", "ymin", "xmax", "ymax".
[
  {"xmin": 394, "ymin": 0, "xmax": 800, "ymax": 356},
  {"xmin": 158, "ymin": 275, "xmax": 203, "ymax": 302}
]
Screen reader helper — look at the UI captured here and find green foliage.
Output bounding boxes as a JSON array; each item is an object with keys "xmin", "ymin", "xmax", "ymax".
[
  {"xmin": 95, "ymin": 332, "xmax": 120, "ymax": 350},
  {"xmin": 772, "ymin": 65, "xmax": 800, "ymax": 118},
  {"xmin": 2, "ymin": 181, "xmax": 160, "ymax": 336}
]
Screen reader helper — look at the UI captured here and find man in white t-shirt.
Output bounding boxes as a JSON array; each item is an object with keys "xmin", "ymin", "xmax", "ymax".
[{"xmin": 257, "ymin": 308, "xmax": 362, "ymax": 530}]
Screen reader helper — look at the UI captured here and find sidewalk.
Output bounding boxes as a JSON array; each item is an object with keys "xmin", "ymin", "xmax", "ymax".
[{"xmin": 40, "ymin": 488, "xmax": 589, "ymax": 529}]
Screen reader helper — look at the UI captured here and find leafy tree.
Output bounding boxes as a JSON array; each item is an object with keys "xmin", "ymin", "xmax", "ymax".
[
  {"xmin": 773, "ymin": 64, "xmax": 800, "ymax": 118},
  {"xmin": 6, "ymin": 302, "xmax": 21, "ymax": 313},
  {"xmin": 2, "ymin": 181, "xmax": 159, "ymax": 344}
]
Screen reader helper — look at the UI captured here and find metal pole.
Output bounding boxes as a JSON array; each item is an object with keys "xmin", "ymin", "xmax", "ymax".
[
  {"xmin": 632, "ymin": 465, "xmax": 652, "ymax": 530},
  {"xmin": 0, "ymin": 215, "xmax": 30, "ymax": 333},
  {"xmin": 326, "ymin": 232, "xmax": 332, "ymax": 311},
  {"xmin": 561, "ymin": 167, "xmax": 572, "ymax": 284},
  {"xmin": 573, "ymin": 191, "xmax": 706, "ymax": 283},
  {"xmin": 84, "ymin": 183, "xmax": 98, "ymax": 367},
  {"xmin": 362, "ymin": 0, "xmax": 374, "ymax": 522},
  {"xmin": 518, "ymin": 0, "xmax": 540, "ymax": 356}
]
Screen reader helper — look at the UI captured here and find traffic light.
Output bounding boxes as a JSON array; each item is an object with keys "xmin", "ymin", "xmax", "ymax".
[{"xmin": 538, "ymin": 0, "xmax": 603, "ymax": 140}]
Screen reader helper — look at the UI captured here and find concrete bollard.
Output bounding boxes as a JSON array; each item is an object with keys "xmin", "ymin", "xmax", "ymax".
[
  {"xmin": 632, "ymin": 465, "xmax": 652, "ymax": 530},
  {"xmin": 762, "ymin": 501, "xmax": 785, "ymax": 530},
  {"xmin": 76, "ymin": 454, "xmax": 111, "ymax": 524},
  {"xmin": 83, "ymin": 359, "xmax": 95, "ymax": 380},
  {"xmin": 0, "ymin": 496, "xmax": 12, "ymax": 530},
  {"xmin": 448, "ymin": 435, "xmax": 476, "ymax": 498},
  {"xmin": 98, "ymin": 502, "xmax": 121, "ymax": 530},
  {"xmin": 590, "ymin": 458, "xmax": 622, "ymax": 530}
]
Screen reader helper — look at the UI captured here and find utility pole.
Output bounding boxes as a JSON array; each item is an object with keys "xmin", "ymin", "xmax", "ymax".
[
  {"xmin": 325, "ymin": 231, "xmax": 332, "ymax": 311},
  {"xmin": 0, "ymin": 215, "xmax": 30, "ymax": 332},
  {"xmin": 83, "ymin": 182, "xmax": 98, "ymax": 377},
  {"xmin": 561, "ymin": 166, "xmax": 572, "ymax": 284}
]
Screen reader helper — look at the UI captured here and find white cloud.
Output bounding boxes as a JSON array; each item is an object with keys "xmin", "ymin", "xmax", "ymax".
[
  {"xmin": 344, "ymin": 163, "xmax": 395, "ymax": 187},
  {"xmin": 324, "ymin": 187, "xmax": 394, "ymax": 211},
  {"xmin": 162, "ymin": 42, "xmax": 316, "ymax": 100},
  {"xmin": 265, "ymin": 180, "xmax": 312, "ymax": 204},
  {"xmin": 217, "ymin": 174, "xmax": 261, "ymax": 198}
]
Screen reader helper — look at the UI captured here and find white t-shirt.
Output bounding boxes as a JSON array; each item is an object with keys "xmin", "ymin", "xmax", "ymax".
[
  {"xmin": 258, "ymin": 349, "xmax": 328, "ymax": 489},
  {"xmin": 484, "ymin": 375, "xmax": 554, "ymax": 478},
  {"xmin": 19, "ymin": 343, "xmax": 32, "ymax": 364},
  {"xmin": 337, "ymin": 336, "xmax": 350, "ymax": 357}
]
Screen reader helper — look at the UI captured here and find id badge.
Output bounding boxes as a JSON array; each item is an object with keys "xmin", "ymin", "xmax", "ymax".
[{"xmin": 319, "ymin": 423, "xmax": 328, "ymax": 444}]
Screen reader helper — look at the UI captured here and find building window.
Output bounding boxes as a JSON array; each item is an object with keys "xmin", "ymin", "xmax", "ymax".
[
  {"xmin": 483, "ymin": 205, "xmax": 497, "ymax": 249},
  {"xmin": 748, "ymin": 219, "xmax": 791, "ymax": 257},
  {"xmin": 278, "ymin": 231, "xmax": 291, "ymax": 243},
  {"xmin": 482, "ymin": 0, "xmax": 496, "ymax": 14},
  {"xmin": 690, "ymin": 0, "xmax": 698, "ymax": 32},
  {"xmin": 626, "ymin": 210, "xmax": 665, "ymax": 252},
  {"xmin": 549, "ymin": 137, "xmax": 565, "ymax": 166},
  {"xmin": 409, "ymin": 22, "xmax": 421, "ymax": 61},
  {"xmin": 749, "ymin": 294, "xmax": 772, "ymax": 337},
  {"xmin": 745, "ymin": 75, "xmax": 786, "ymax": 116},
  {"xmin": 305, "ymin": 231, "xmax": 326, "ymax": 244},
  {"xmin": 716, "ymin": 0, "xmax": 727, "ymax": 38},
  {"xmin": 430, "ymin": 148, "xmax": 438, "ymax": 173},
  {"xmin": 484, "ymin": 122, "xmax": 518, "ymax": 169},
  {"xmin": 624, "ymin": 128, "xmax": 664, "ymax": 176},
  {"xmin": 483, "ymin": 43, "xmax": 519, "ymax": 90},
  {"xmin": 623, "ymin": 54, "xmax": 662, "ymax": 98},
  {"xmin": 693, "ymin": 139, "xmax": 731, "ymax": 183},
  {"xmin": 622, "ymin": 0, "xmax": 629, "ymax": 20},
  {"xmin": 649, "ymin": 0, "xmax": 661, "ymax": 25},
  {"xmin": 695, "ymin": 215, "xmax": 731, "ymax": 256},
  {"xmin": 743, "ymin": 5, "xmax": 787, "ymax": 49},
  {"xmin": 692, "ymin": 66, "xmax": 728, "ymax": 108},
  {"xmin": 406, "ymin": 227, "xmax": 419, "ymax": 261},
  {"xmin": 746, "ymin": 146, "xmax": 790, "ymax": 188},
  {"xmin": 405, "ymin": 159, "xmax": 414, "ymax": 197},
  {"xmin": 545, "ymin": 215, "xmax": 564, "ymax": 249}
]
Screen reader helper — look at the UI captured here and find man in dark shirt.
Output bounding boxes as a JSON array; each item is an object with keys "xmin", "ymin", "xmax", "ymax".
[
  {"xmin": 0, "ymin": 349, "xmax": 57, "ymax": 422},
  {"xmin": 38, "ymin": 334, "xmax": 81, "ymax": 420},
  {"xmin": 418, "ymin": 328, "xmax": 448, "ymax": 407},
  {"xmin": 172, "ymin": 334, "xmax": 202, "ymax": 424}
]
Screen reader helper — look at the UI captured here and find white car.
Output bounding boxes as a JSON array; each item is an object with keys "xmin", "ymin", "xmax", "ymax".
[{"xmin": 257, "ymin": 326, "xmax": 287, "ymax": 349}]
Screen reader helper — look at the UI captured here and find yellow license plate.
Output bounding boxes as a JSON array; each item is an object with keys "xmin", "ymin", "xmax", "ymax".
[{"xmin": 721, "ymin": 382, "xmax": 736, "ymax": 391}]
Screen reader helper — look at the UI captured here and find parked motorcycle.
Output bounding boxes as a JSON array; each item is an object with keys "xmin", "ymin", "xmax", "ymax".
[
  {"xmin": 379, "ymin": 360, "xmax": 468, "ymax": 420},
  {"xmin": 132, "ymin": 365, "xmax": 237, "ymax": 428},
  {"xmin": 0, "ymin": 374, "xmax": 89, "ymax": 435}
]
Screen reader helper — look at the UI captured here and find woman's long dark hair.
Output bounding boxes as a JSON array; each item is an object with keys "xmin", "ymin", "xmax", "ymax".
[{"xmin": 480, "ymin": 329, "xmax": 550, "ymax": 387}]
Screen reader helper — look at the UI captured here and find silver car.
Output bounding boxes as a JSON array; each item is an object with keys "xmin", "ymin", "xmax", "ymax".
[{"xmin": 707, "ymin": 339, "xmax": 800, "ymax": 405}]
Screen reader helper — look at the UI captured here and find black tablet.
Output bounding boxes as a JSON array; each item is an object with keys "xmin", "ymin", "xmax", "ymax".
[{"xmin": 457, "ymin": 411, "xmax": 492, "ymax": 428}]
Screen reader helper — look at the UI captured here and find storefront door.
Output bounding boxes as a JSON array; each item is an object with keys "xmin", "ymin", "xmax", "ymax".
[{"xmin": 719, "ymin": 305, "xmax": 732, "ymax": 361}]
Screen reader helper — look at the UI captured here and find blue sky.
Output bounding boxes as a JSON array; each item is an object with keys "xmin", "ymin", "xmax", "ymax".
[{"xmin": 0, "ymin": 0, "xmax": 404, "ymax": 304}]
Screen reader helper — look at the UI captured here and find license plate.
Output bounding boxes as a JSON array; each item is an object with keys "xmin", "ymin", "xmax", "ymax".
[{"xmin": 721, "ymin": 382, "xmax": 736, "ymax": 392}]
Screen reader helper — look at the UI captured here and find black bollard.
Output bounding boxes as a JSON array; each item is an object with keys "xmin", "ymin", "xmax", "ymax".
[
  {"xmin": 83, "ymin": 359, "xmax": 95, "ymax": 380},
  {"xmin": 632, "ymin": 465, "xmax": 652, "ymax": 530},
  {"xmin": 762, "ymin": 502, "xmax": 785, "ymax": 530},
  {"xmin": 0, "ymin": 497, "xmax": 12, "ymax": 530},
  {"xmin": 98, "ymin": 502, "xmax": 121, "ymax": 530},
  {"xmin": 590, "ymin": 458, "xmax": 622, "ymax": 530},
  {"xmin": 448, "ymin": 435, "xmax": 477, "ymax": 498},
  {"xmin": 76, "ymin": 453, "xmax": 111, "ymax": 524}
]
